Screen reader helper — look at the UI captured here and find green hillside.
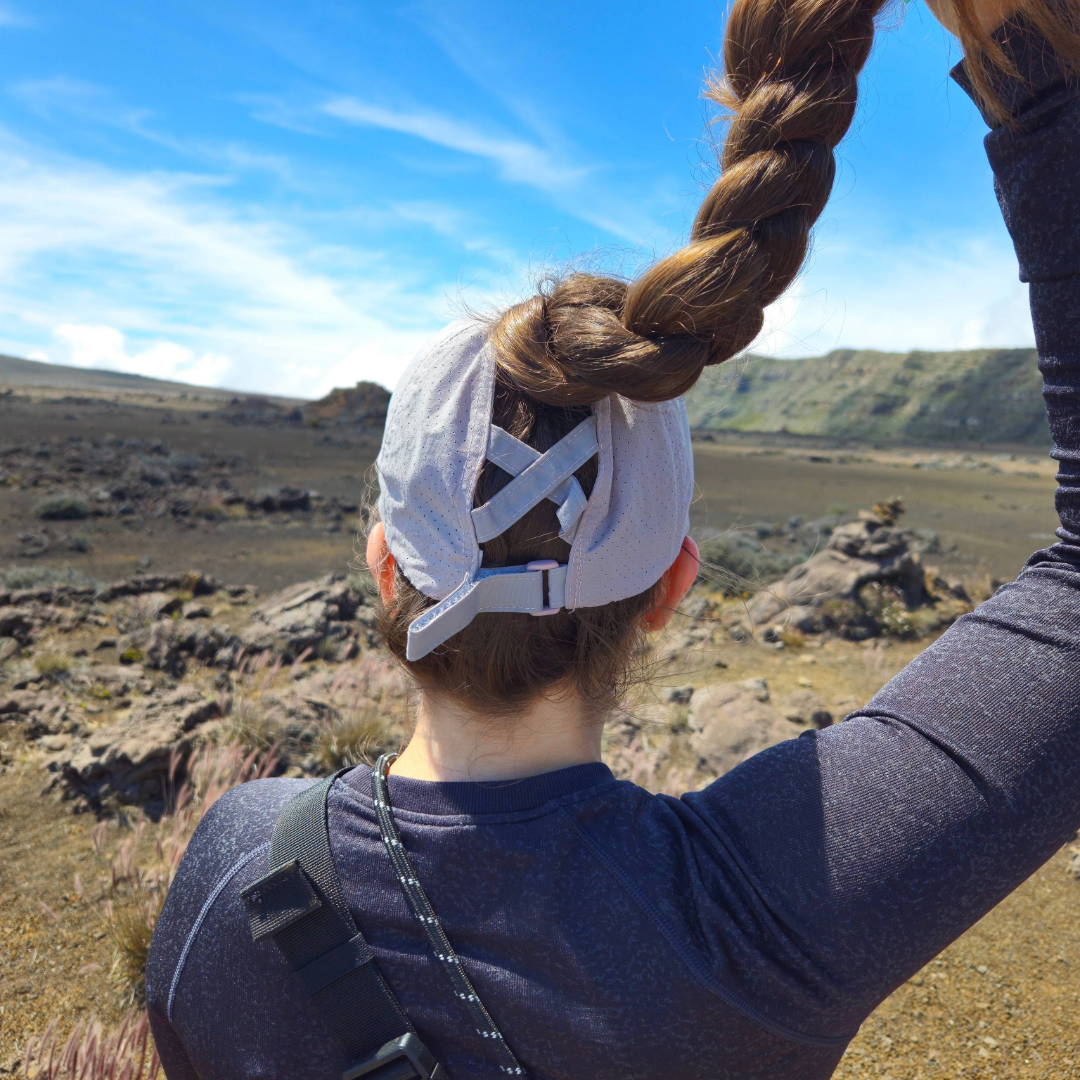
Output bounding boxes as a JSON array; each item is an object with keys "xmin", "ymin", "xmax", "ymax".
[{"xmin": 685, "ymin": 347, "xmax": 1048, "ymax": 445}]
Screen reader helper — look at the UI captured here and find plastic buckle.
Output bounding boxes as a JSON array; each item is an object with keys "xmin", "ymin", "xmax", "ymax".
[
  {"xmin": 342, "ymin": 1033, "xmax": 445, "ymax": 1080},
  {"xmin": 526, "ymin": 559, "xmax": 561, "ymax": 616}
]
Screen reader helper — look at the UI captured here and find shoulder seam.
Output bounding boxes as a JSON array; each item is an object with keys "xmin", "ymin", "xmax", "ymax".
[{"xmin": 166, "ymin": 841, "xmax": 269, "ymax": 1022}]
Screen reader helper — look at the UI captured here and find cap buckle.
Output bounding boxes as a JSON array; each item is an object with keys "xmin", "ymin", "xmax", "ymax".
[{"xmin": 526, "ymin": 560, "xmax": 562, "ymax": 616}]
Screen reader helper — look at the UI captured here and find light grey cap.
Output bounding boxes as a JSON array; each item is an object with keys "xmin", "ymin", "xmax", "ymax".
[{"xmin": 376, "ymin": 320, "xmax": 694, "ymax": 660}]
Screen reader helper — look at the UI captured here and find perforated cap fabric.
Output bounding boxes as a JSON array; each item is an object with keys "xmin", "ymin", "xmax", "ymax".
[{"xmin": 376, "ymin": 319, "xmax": 694, "ymax": 658}]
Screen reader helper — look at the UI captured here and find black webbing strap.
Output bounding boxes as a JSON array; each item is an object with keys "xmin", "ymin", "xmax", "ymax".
[{"xmin": 240, "ymin": 773, "xmax": 430, "ymax": 1075}]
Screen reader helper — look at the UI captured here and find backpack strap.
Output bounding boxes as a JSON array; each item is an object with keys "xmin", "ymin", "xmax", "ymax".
[{"xmin": 240, "ymin": 772, "xmax": 445, "ymax": 1080}]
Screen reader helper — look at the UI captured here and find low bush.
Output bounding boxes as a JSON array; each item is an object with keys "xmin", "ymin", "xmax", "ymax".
[
  {"xmin": 192, "ymin": 500, "xmax": 228, "ymax": 521},
  {"xmin": 36, "ymin": 494, "xmax": 89, "ymax": 521},
  {"xmin": 0, "ymin": 564, "xmax": 98, "ymax": 590},
  {"xmin": 696, "ymin": 534, "xmax": 803, "ymax": 597}
]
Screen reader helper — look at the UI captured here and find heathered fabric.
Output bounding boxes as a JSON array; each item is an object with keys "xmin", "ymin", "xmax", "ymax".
[{"xmin": 146, "ymin": 30, "xmax": 1080, "ymax": 1080}]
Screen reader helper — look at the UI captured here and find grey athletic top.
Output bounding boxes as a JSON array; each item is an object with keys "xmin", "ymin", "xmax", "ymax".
[{"xmin": 146, "ymin": 25, "xmax": 1080, "ymax": 1080}]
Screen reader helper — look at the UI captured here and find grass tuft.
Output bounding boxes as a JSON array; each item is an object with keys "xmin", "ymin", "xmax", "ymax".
[
  {"xmin": 315, "ymin": 705, "xmax": 395, "ymax": 771},
  {"xmin": 23, "ymin": 1010, "xmax": 161, "ymax": 1079},
  {"xmin": 34, "ymin": 650, "xmax": 72, "ymax": 679}
]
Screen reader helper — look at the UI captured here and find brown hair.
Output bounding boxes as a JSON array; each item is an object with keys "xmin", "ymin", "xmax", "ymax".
[{"xmin": 377, "ymin": 0, "xmax": 1076, "ymax": 717}]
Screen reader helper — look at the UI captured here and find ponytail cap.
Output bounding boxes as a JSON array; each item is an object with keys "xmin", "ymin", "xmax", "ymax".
[{"xmin": 376, "ymin": 320, "xmax": 694, "ymax": 659}]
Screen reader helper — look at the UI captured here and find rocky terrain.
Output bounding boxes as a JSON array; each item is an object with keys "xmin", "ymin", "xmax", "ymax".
[{"xmin": 0, "ymin": 370, "xmax": 1076, "ymax": 1079}]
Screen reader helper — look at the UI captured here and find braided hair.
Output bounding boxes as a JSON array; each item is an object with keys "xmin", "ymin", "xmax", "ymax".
[{"xmin": 490, "ymin": 0, "xmax": 889, "ymax": 407}]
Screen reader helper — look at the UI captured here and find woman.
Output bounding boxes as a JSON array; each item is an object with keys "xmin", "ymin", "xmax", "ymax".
[{"xmin": 146, "ymin": 0, "xmax": 1080, "ymax": 1073}]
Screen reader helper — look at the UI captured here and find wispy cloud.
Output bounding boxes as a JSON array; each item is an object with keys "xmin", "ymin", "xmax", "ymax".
[
  {"xmin": 321, "ymin": 96, "xmax": 589, "ymax": 192},
  {"xmin": 11, "ymin": 78, "xmax": 303, "ymax": 186},
  {"xmin": 756, "ymin": 230, "xmax": 1033, "ymax": 358},
  {"xmin": 11, "ymin": 76, "xmax": 144, "ymax": 124},
  {"xmin": 0, "ymin": 2, "xmax": 30, "ymax": 28},
  {"xmin": 316, "ymin": 95, "xmax": 670, "ymax": 244},
  {"xmin": 0, "ymin": 129, "xmax": 462, "ymax": 395},
  {"xmin": 49, "ymin": 325, "xmax": 233, "ymax": 387}
]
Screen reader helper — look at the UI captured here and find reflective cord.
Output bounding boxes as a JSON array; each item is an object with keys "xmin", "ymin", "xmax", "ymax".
[{"xmin": 371, "ymin": 754, "xmax": 527, "ymax": 1077}]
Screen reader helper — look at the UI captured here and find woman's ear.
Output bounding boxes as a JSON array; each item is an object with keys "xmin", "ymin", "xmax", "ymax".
[
  {"xmin": 365, "ymin": 522, "xmax": 397, "ymax": 604},
  {"xmin": 641, "ymin": 536, "xmax": 699, "ymax": 632}
]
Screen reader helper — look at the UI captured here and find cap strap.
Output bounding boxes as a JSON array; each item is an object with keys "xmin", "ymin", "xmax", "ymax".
[
  {"xmin": 471, "ymin": 417, "xmax": 598, "ymax": 544},
  {"xmin": 485, "ymin": 426, "xmax": 588, "ymax": 543},
  {"xmin": 406, "ymin": 564, "xmax": 567, "ymax": 660}
]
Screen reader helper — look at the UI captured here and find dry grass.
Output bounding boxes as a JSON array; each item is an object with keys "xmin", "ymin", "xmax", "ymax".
[
  {"xmin": 314, "ymin": 703, "xmax": 395, "ymax": 771},
  {"xmin": 23, "ymin": 1010, "xmax": 160, "ymax": 1080},
  {"xmin": 10, "ymin": 740, "xmax": 282, "ymax": 1068},
  {"xmin": 33, "ymin": 651, "xmax": 72, "ymax": 680}
]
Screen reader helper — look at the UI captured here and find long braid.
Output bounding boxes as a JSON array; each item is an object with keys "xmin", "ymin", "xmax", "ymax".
[{"xmin": 490, "ymin": 0, "xmax": 888, "ymax": 406}]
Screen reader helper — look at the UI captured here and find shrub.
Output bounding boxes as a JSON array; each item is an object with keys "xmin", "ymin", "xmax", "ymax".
[
  {"xmin": 0, "ymin": 564, "xmax": 97, "ymax": 590},
  {"xmin": 34, "ymin": 650, "xmax": 71, "ymax": 679},
  {"xmin": 36, "ymin": 494, "xmax": 89, "ymax": 521},
  {"xmin": 69, "ymin": 533, "xmax": 93, "ymax": 553},
  {"xmin": 119, "ymin": 647, "xmax": 145, "ymax": 665},
  {"xmin": 166, "ymin": 452, "xmax": 204, "ymax": 472},
  {"xmin": 348, "ymin": 570, "xmax": 380, "ymax": 603},
  {"xmin": 193, "ymin": 500, "xmax": 228, "ymax": 521},
  {"xmin": 696, "ymin": 534, "xmax": 802, "ymax": 596}
]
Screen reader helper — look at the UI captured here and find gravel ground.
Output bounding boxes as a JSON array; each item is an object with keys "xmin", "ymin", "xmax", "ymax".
[{"xmin": 836, "ymin": 840, "xmax": 1080, "ymax": 1079}]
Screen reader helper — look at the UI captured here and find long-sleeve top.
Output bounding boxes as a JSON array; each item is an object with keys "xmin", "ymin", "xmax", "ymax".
[{"xmin": 145, "ymin": 25, "xmax": 1080, "ymax": 1080}]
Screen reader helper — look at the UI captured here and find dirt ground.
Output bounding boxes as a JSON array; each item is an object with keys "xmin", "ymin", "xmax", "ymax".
[
  {"xmin": 1, "ymin": 386, "xmax": 1077, "ymax": 1077},
  {"xmin": 690, "ymin": 435, "xmax": 1059, "ymax": 583}
]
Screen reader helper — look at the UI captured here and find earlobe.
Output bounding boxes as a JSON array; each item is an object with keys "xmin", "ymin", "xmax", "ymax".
[
  {"xmin": 365, "ymin": 522, "xmax": 397, "ymax": 604},
  {"xmin": 641, "ymin": 536, "xmax": 699, "ymax": 633}
]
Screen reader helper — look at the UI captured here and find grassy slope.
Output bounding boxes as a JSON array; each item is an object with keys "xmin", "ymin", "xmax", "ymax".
[{"xmin": 685, "ymin": 347, "xmax": 1049, "ymax": 445}]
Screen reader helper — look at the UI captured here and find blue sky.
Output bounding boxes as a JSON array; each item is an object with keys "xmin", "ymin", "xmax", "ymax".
[{"xmin": 0, "ymin": 0, "xmax": 1032, "ymax": 397}]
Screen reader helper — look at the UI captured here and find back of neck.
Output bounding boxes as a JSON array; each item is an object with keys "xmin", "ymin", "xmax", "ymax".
[{"xmin": 390, "ymin": 688, "xmax": 601, "ymax": 782}]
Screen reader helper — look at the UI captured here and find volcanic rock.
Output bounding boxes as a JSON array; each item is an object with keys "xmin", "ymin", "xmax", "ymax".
[
  {"xmin": 54, "ymin": 686, "xmax": 223, "ymax": 807},
  {"xmin": 746, "ymin": 511, "xmax": 931, "ymax": 630},
  {"xmin": 781, "ymin": 689, "xmax": 834, "ymax": 729},
  {"xmin": 238, "ymin": 574, "xmax": 365, "ymax": 660},
  {"xmin": 688, "ymin": 683, "xmax": 801, "ymax": 775}
]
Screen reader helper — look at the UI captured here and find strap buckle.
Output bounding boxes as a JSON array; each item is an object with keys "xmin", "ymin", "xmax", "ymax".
[
  {"xmin": 525, "ymin": 560, "xmax": 561, "ymax": 616},
  {"xmin": 342, "ymin": 1033, "xmax": 445, "ymax": 1080}
]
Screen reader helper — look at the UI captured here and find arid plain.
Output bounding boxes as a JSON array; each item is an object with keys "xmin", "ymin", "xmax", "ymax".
[{"xmin": 1, "ymin": 372, "xmax": 1077, "ymax": 1079}]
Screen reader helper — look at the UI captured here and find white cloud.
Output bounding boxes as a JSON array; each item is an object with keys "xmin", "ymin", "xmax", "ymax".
[
  {"xmin": 0, "ymin": 128, "xmax": 463, "ymax": 395},
  {"xmin": 321, "ymin": 97, "xmax": 588, "ymax": 192},
  {"xmin": 754, "ymin": 229, "xmax": 1033, "ymax": 358},
  {"xmin": 49, "ymin": 324, "xmax": 233, "ymax": 387}
]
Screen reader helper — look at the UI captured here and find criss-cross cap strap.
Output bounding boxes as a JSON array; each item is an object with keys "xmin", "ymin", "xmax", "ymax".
[
  {"xmin": 406, "ymin": 564, "xmax": 567, "ymax": 661},
  {"xmin": 484, "ymin": 426, "xmax": 590, "ymax": 544},
  {"xmin": 471, "ymin": 417, "xmax": 597, "ymax": 544}
]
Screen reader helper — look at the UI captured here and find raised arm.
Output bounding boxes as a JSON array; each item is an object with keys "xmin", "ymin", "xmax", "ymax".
[{"xmin": 680, "ymin": 18, "xmax": 1080, "ymax": 1041}]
